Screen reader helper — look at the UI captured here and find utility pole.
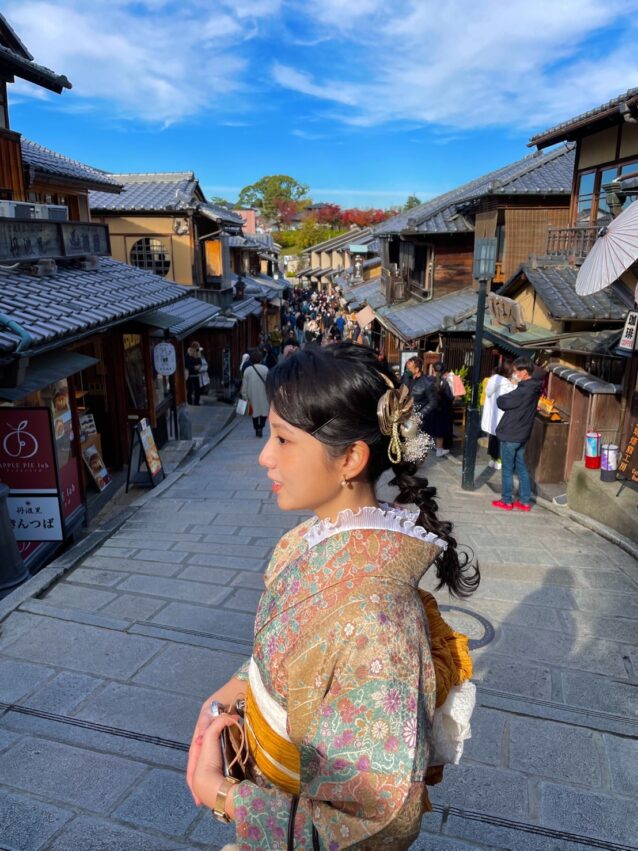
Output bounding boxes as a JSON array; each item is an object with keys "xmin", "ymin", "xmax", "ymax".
[{"xmin": 462, "ymin": 238, "xmax": 498, "ymax": 491}]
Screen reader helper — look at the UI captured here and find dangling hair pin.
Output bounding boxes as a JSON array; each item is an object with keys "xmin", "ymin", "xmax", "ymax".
[{"xmin": 377, "ymin": 382, "xmax": 433, "ymax": 464}]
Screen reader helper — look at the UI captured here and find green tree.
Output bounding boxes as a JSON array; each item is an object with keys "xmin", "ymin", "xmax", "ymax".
[
  {"xmin": 210, "ymin": 196, "xmax": 235, "ymax": 209},
  {"xmin": 237, "ymin": 175, "xmax": 310, "ymax": 223},
  {"xmin": 403, "ymin": 194, "xmax": 422, "ymax": 211}
]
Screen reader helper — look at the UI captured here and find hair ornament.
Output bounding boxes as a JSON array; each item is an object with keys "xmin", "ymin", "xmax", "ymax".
[{"xmin": 377, "ymin": 383, "xmax": 433, "ymax": 464}]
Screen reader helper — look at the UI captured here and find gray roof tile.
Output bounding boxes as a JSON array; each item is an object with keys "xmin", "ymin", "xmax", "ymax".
[
  {"xmin": 501, "ymin": 262, "xmax": 629, "ymax": 321},
  {"xmin": 377, "ymin": 289, "xmax": 478, "ymax": 341},
  {"xmin": 376, "ymin": 146, "xmax": 574, "ymax": 236},
  {"xmin": 144, "ymin": 296, "xmax": 220, "ymax": 338},
  {"xmin": 530, "ymin": 89, "xmax": 638, "ymax": 149},
  {"xmin": 0, "ymin": 31, "xmax": 70, "ymax": 93},
  {"xmin": 21, "ymin": 139, "xmax": 121, "ymax": 191},
  {"xmin": 90, "ymin": 173, "xmax": 243, "ymax": 225},
  {"xmin": 0, "ymin": 257, "xmax": 190, "ymax": 353},
  {"xmin": 90, "ymin": 173, "xmax": 197, "ymax": 211}
]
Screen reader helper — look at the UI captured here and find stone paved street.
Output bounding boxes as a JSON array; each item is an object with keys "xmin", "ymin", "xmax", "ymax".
[{"xmin": 0, "ymin": 412, "xmax": 637, "ymax": 850}]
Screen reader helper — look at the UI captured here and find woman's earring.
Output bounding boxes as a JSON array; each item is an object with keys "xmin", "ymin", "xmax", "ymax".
[{"xmin": 341, "ymin": 477, "xmax": 348, "ymax": 488}]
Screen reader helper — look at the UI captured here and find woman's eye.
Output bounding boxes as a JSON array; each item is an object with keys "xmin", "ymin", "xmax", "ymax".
[{"xmin": 276, "ymin": 436, "xmax": 288, "ymax": 446}]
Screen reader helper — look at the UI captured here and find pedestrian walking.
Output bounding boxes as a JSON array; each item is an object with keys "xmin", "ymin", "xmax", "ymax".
[
  {"xmin": 481, "ymin": 361, "xmax": 515, "ymax": 469},
  {"xmin": 185, "ymin": 342, "xmax": 203, "ymax": 406},
  {"xmin": 492, "ymin": 357, "xmax": 542, "ymax": 512},
  {"xmin": 187, "ymin": 342, "xmax": 479, "ymax": 849},
  {"xmin": 422, "ymin": 361, "xmax": 454, "ymax": 457},
  {"xmin": 240, "ymin": 349, "xmax": 269, "ymax": 437},
  {"xmin": 404, "ymin": 355, "xmax": 437, "ymax": 432}
]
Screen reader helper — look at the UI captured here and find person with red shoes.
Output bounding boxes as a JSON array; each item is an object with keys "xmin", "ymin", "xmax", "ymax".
[{"xmin": 491, "ymin": 357, "xmax": 542, "ymax": 512}]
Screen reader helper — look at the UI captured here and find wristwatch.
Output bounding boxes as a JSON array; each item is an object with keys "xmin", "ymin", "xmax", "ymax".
[{"xmin": 211, "ymin": 776, "xmax": 239, "ymax": 823}]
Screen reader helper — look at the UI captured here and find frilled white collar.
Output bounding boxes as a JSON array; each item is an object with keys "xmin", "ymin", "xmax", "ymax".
[{"xmin": 303, "ymin": 503, "xmax": 447, "ymax": 551}]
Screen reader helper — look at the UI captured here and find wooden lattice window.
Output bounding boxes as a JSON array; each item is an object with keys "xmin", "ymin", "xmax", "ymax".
[{"xmin": 130, "ymin": 237, "xmax": 170, "ymax": 277}]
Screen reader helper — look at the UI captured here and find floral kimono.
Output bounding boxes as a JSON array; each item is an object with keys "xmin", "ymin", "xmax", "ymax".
[{"xmin": 229, "ymin": 505, "xmax": 474, "ymax": 850}]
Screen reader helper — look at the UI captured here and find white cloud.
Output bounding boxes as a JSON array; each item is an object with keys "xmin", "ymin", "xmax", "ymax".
[
  {"xmin": 5, "ymin": 0, "xmax": 279, "ymax": 124},
  {"xmin": 276, "ymin": 0, "xmax": 638, "ymax": 131}
]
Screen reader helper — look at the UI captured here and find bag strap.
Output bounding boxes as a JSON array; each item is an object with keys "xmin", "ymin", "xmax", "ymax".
[
  {"xmin": 251, "ymin": 364, "xmax": 267, "ymax": 386},
  {"xmin": 287, "ymin": 796, "xmax": 320, "ymax": 850}
]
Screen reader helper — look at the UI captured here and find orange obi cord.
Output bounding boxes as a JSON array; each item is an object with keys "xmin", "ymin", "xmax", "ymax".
[
  {"xmin": 419, "ymin": 590, "xmax": 473, "ymax": 709},
  {"xmin": 245, "ymin": 683, "xmax": 301, "ymax": 795}
]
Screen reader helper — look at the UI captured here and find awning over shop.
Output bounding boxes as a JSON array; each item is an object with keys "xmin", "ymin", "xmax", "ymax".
[
  {"xmin": 376, "ymin": 288, "xmax": 478, "ymax": 343},
  {"xmin": 0, "ymin": 351, "xmax": 98, "ymax": 402},
  {"xmin": 207, "ymin": 315, "xmax": 238, "ymax": 330},
  {"xmin": 481, "ymin": 319, "xmax": 560, "ymax": 354},
  {"xmin": 547, "ymin": 363, "xmax": 622, "ymax": 395},
  {"xmin": 230, "ymin": 297, "xmax": 263, "ymax": 320},
  {"xmin": 136, "ymin": 297, "xmax": 220, "ymax": 339}
]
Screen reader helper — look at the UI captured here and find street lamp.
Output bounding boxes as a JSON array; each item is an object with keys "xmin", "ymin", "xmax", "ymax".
[{"xmin": 462, "ymin": 237, "xmax": 498, "ymax": 491}]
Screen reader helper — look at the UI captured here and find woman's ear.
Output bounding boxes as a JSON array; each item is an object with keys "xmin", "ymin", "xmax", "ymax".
[{"xmin": 342, "ymin": 440, "xmax": 371, "ymax": 481}]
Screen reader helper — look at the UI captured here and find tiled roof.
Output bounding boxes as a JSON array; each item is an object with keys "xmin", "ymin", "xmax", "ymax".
[
  {"xmin": 341, "ymin": 277, "xmax": 386, "ymax": 310},
  {"xmin": 0, "ymin": 257, "xmax": 188, "ymax": 354},
  {"xmin": 502, "ymin": 262, "xmax": 629, "ymax": 321},
  {"xmin": 375, "ymin": 146, "xmax": 575, "ymax": 236},
  {"xmin": 302, "ymin": 228, "xmax": 371, "ymax": 255},
  {"xmin": 547, "ymin": 363, "xmax": 621, "ymax": 395},
  {"xmin": 21, "ymin": 138, "xmax": 121, "ymax": 192},
  {"xmin": 90, "ymin": 173, "xmax": 199, "ymax": 212},
  {"xmin": 90, "ymin": 173, "xmax": 243, "ymax": 224},
  {"xmin": 230, "ymin": 297, "xmax": 263, "ymax": 320},
  {"xmin": 377, "ymin": 288, "xmax": 478, "ymax": 342},
  {"xmin": 529, "ymin": 89, "xmax": 638, "ymax": 149},
  {"xmin": 0, "ymin": 15, "xmax": 71, "ymax": 93},
  {"xmin": 145, "ymin": 296, "xmax": 220, "ymax": 338},
  {"xmin": 198, "ymin": 202, "xmax": 244, "ymax": 227}
]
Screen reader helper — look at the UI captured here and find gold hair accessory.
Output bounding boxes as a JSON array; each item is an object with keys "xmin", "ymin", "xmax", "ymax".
[{"xmin": 377, "ymin": 384, "xmax": 433, "ymax": 464}]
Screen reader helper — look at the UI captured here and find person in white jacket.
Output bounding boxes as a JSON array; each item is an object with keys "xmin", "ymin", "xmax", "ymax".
[{"xmin": 481, "ymin": 361, "xmax": 516, "ymax": 469}]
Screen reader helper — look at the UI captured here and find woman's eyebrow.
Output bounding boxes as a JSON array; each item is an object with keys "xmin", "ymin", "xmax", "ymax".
[{"xmin": 270, "ymin": 419, "xmax": 294, "ymax": 434}]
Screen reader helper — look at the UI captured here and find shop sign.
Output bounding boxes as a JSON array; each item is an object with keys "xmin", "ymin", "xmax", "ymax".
[
  {"xmin": 48, "ymin": 379, "xmax": 83, "ymax": 521},
  {"xmin": 154, "ymin": 342, "xmax": 177, "ymax": 376},
  {"xmin": 0, "ymin": 219, "xmax": 109, "ymax": 263},
  {"xmin": 7, "ymin": 495, "xmax": 63, "ymax": 541},
  {"xmin": 0, "ymin": 408, "xmax": 64, "ymax": 541},
  {"xmin": 0, "ymin": 408, "xmax": 57, "ymax": 490},
  {"xmin": 618, "ymin": 310, "xmax": 638, "ymax": 353},
  {"xmin": 617, "ymin": 420, "xmax": 638, "ymax": 487},
  {"xmin": 487, "ymin": 294, "xmax": 527, "ymax": 331}
]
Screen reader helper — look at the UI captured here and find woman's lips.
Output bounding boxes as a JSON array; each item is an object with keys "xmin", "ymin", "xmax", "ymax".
[{"xmin": 272, "ymin": 482, "xmax": 282, "ymax": 493}]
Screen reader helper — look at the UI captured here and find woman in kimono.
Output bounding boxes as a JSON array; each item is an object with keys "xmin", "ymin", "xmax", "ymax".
[{"xmin": 187, "ymin": 342, "xmax": 479, "ymax": 849}]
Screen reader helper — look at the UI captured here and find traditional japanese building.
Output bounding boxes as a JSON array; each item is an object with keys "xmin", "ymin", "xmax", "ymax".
[
  {"xmin": 90, "ymin": 175, "xmax": 285, "ymax": 392},
  {"xmin": 0, "ymin": 14, "xmax": 219, "ymax": 577},
  {"xmin": 339, "ymin": 145, "xmax": 574, "ymax": 369},
  {"xmin": 524, "ymin": 88, "xmax": 638, "ymax": 538},
  {"xmin": 297, "ymin": 227, "xmax": 378, "ymax": 290}
]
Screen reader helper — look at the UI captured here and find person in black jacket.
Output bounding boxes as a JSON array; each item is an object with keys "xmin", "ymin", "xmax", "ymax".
[
  {"xmin": 404, "ymin": 356, "xmax": 437, "ymax": 439},
  {"xmin": 492, "ymin": 357, "xmax": 542, "ymax": 511}
]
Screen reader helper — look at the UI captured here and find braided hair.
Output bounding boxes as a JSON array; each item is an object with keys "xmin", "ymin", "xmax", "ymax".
[{"xmin": 266, "ymin": 342, "xmax": 479, "ymax": 598}]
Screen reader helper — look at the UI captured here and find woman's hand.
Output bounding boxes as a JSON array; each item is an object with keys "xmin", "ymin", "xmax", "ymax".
[
  {"xmin": 191, "ymin": 714, "xmax": 239, "ymax": 812},
  {"xmin": 186, "ymin": 678, "xmax": 246, "ymax": 804}
]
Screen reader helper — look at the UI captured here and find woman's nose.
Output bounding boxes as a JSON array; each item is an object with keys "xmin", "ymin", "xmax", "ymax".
[{"xmin": 258, "ymin": 436, "xmax": 274, "ymax": 468}]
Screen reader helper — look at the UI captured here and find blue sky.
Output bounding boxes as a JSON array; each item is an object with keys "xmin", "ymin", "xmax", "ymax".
[{"xmin": 7, "ymin": 0, "xmax": 638, "ymax": 208}]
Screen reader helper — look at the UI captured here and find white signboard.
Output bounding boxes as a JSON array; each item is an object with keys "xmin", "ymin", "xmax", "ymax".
[
  {"xmin": 7, "ymin": 495, "xmax": 63, "ymax": 541},
  {"xmin": 618, "ymin": 310, "xmax": 638, "ymax": 353},
  {"xmin": 154, "ymin": 342, "xmax": 177, "ymax": 376}
]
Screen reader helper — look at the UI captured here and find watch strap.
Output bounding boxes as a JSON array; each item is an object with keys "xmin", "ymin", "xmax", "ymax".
[{"xmin": 212, "ymin": 776, "xmax": 239, "ymax": 823}]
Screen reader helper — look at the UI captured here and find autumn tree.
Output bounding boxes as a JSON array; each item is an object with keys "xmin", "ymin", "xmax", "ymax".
[
  {"xmin": 313, "ymin": 203, "xmax": 343, "ymax": 227},
  {"xmin": 237, "ymin": 175, "xmax": 310, "ymax": 225}
]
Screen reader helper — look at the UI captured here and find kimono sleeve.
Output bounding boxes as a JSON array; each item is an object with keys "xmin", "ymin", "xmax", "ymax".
[
  {"xmin": 233, "ymin": 607, "xmax": 433, "ymax": 849},
  {"xmin": 233, "ymin": 658, "xmax": 250, "ymax": 682}
]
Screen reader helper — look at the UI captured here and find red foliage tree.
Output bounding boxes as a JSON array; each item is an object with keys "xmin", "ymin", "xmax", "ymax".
[{"xmin": 275, "ymin": 198, "xmax": 301, "ymax": 227}]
